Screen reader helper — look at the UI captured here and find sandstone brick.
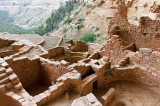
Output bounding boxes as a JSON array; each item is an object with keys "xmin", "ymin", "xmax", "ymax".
[
  {"xmin": 0, "ymin": 67, "xmax": 5, "ymax": 74},
  {"xmin": 34, "ymin": 95, "xmax": 41, "ymax": 104},
  {"xmin": 9, "ymin": 73, "xmax": 18, "ymax": 81},
  {"xmin": 1, "ymin": 62, "xmax": 9, "ymax": 68},
  {"xmin": 11, "ymin": 94, "xmax": 22, "ymax": 101},
  {"xmin": 18, "ymin": 98, "xmax": 26, "ymax": 103},
  {"xmin": 6, "ymin": 82, "xmax": 13, "ymax": 89},
  {"xmin": 0, "ymin": 73, "xmax": 7, "ymax": 80},
  {"xmin": 12, "ymin": 78, "xmax": 19, "ymax": 85},
  {"xmin": 39, "ymin": 93, "xmax": 48, "ymax": 105},
  {"xmin": 22, "ymin": 92, "xmax": 30, "ymax": 99},
  {"xmin": 6, "ymin": 68, "xmax": 13, "ymax": 75},
  {"xmin": 4, "ymin": 56, "xmax": 13, "ymax": 63},
  {"xmin": 49, "ymin": 85, "xmax": 58, "ymax": 92},
  {"xmin": 49, "ymin": 84, "xmax": 58, "ymax": 98},
  {"xmin": 101, "ymin": 88, "xmax": 115, "ymax": 105},
  {"xmin": 30, "ymin": 103, "xmax": 37, "ymax": 106},
  {"xmin": 5, "ymin": 91, "xmax": 14, "ymax": 96},
  {"xmin": 0, "ymin": 84, "xmax": 7, "ymax": 92},
  {"xmin": 31, "ymin": 99, "xmax": 37, "ymax": 104},
  {"xmin": 21, "ymin": 101, "xmax": 30, "ymax": 106},
  {"xmin": 44, "ymin": 90, "xmax": 51, "ymax": 101},
  {"xmin": 57, "ymin": 82, "xmax": 64, "ymax": 88},
  {"xmin": 29, "ymin": 96, "xmax": 34, "ymax": 101},
  {"xmin": 14, "ymin": 82, "xmax": 23, "ymax": 90},
  {"xmin": 0, "ymin": 77, "xmax": 9, "ymax": 84}
]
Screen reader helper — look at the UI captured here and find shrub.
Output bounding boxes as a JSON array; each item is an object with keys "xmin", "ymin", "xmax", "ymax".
[
  {"xmin": 94, "ymin": 37, "xmax": 106, "ymax": 44},
  {"xmin": 75, "ymin": 23, "xmax": 84, "ymax": 31},
  {"xmin": 80, "ymin": 33, "xmax": 96, "ymax": 43},
  {"xmin": 63, "ymin": 17, "xmax": 73, "ymax": 24},
  {"xmin": 0, "ymin": 19, "xmax": 35, "ymax": 34},
  {"xmin": 35, "ymin": 25, "xmax": 48, "ymax": 36},
  {"xmin": 74, "ymin": 18, "xmax": 85, "ymax": 30}
]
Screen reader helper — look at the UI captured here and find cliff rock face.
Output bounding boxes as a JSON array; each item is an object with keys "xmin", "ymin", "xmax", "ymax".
[{"xmin": 0, "ymin": 0, "xmax": 67, "ymax": 29}]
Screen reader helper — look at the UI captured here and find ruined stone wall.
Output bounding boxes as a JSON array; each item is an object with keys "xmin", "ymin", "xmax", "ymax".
[
  {"xmin": 102, "ymin": 66, "xmax": 160, "ymax": 93},
  {"xmin": 7, "ymin": 57, "xmax": 42, "ymax": 88},
  {"xmin": 71, "ymin": 41, "xmax": 88, "ymax": 52},
  {"xmin": 48, "ymin": 47, "xmax": 65, "ymax": 58},
  {"xmin": 33, "ymin": 70, "xmax": 81, "ymax": 106},
  {"xmin": 130, "ymin": 48, "xmax": 160, "ymax": 70},
  {"xmin": 101, "ymin": 35, "xmax": 131, "ymax": 66},
  {"xmin": 81, "ymin": 74, "xmax": 98, "ymax": 95},
  {"xmin": 0, "ymin": 93, "xmax": 22, "ymax": 106},
  {"xmin": 109, "ymin": 17, "xmax": 160, "ymax": 50},
  {"xmin": 100, "ymin": 36, "xmax": 160, "ymax": 92},
  {"xmin": 0, "ymin": 50, "xmax": 15, "ymax": 58},
  {"xmin": 40, "ymin": 58, "xmax": 69, "ymax": 84},
  {"xmin": 0, "ymin": 39, "xmax": 14, "ymax": 48}
]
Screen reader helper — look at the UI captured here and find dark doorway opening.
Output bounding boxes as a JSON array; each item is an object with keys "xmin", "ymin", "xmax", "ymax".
[
  {"xmin": 93, "ymin": 81, "xmax": 98, "ymax": 90},
  {"xmin": 82, "ymin": 67, "xmax": 95, "ymax": 79}
]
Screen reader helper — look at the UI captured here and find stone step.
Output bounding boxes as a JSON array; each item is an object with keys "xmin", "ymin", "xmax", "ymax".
[
  {"xmin": 9, "ymin": 73, "xmax": 18, "ymax": 81},
  {"xmin": 12, "ymin": 78, "xmax": 20, "ymax": 85},
  {"xmin": 6, "ymin": 68, "xmax": 13, "ymax": 75},
  {"xmin": 14, "ymin": 82, "xmax": 23, "ymax": 90},
  {"xmin": 0, "ymin": 67, "xmax": 5, "ymax": 74},
  {"xmin": 1, "ymin": 62, "xmax": 9, "ymax": 68},
  {"xmin": 0, "ymin": 73, "xmax": 7, "ymax": 80},
  {"xmin": 0, "ymin": 84, "xmax": 7, "ymax": 92},
  {"xmin": 0, "ymin": 77, "xmax": 9, "ymax": 84}
]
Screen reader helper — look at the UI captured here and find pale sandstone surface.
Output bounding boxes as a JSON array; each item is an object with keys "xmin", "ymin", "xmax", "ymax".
[{"xmin": 108, "ymin": 81, "xmax": 160, "ymax": 106}]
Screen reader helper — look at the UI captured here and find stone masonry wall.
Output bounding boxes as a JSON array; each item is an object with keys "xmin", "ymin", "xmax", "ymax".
[
  {"xmin": 0, "ymin": 39, "xmax": 15, "ymax": 48},
  {"xmin": 48, "ymin": 47, "xmax": 65, "ymax": 59},
  {"xmin": 0, "ymin": 92, "xmax": 22, "ymax": 106},
  {"xmin": 40, "ymin": 58, "xmax": 69, "ymax": 84},
  {"xmin": 109, "ymin": 17, "xmax": 160, "ymax": 50},
  {"xmin": 6, "ymin": 57, "xmax": 42, "ymax": 89}
]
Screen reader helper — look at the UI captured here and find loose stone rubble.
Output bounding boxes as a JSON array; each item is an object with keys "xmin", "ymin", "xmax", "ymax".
[{"xmin": 0, "ymin": 0, "xmax": 160, "ymax": 106}]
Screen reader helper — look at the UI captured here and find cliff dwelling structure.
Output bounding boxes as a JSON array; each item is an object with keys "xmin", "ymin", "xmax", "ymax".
[{"xmin": 0, "ymin": 0, "xmax": 160, "ymax": 106}]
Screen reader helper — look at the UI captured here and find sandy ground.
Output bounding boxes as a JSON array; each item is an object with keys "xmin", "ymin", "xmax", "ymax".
[
  {"xmin": 26, "ymin": 83, "xmax": 49, "ymax": 96},
  {"xmin": 44, "ymin": 92, "xmax": 80, "ymax": 106},
  {"xmin": 93, "ymin": 81, "xmax": 160, "ymax": 106}
]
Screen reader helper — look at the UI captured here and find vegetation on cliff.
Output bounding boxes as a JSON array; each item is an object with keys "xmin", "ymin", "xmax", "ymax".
[
  {"xmin": 35, "ymin": 0, "xmax": 78, "ymax": 36},
  {"xmin": 0, "ymin": 19, "xmax": 35, "ymax": 34}
]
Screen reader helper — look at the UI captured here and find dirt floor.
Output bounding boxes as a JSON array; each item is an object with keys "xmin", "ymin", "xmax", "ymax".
[
  {"xmin": 26, "ymin": 83, "xmax": 50, "ymax": 96},
  {"xmin": 44, "ymin": 91, "xmax": 80, "ymax": 106},
  {"xmin": 93, "ymin": 81, "xmax": 160, "ymax": 106}
]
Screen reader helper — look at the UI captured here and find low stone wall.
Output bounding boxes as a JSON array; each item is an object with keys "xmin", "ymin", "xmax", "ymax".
[
  {"xmin": 102, "ymin": 66, "xmax": 160, "ymax": 93},
  {"xmin": 40, "ymin": 58, "xmax": 69, "ymax": 84},
  {"xmin": 0, "ymin": 93, "xmax": 22, "ymax": 106},
  {"xmin": 101, "ymin": 88, "xmax": 115, "ymax": 105},
  {"xmin": 81, "ymin": 74, "xmax": 98, "ymax": 95},
  {"xmin": 70, "ymin": 63, "xmax": 91, "ymax": 77},
  {"xmin": 33, "ymin": 70, "xmax": 81, "ymax": 106},
  {"xmin": 6, "ymin": 57, "xmax": 42, "ymax": 89},
  {"xmin": 71, "ymin": 41, "xmax": 88, "ymax": 52},
  {"xmin": 48, "ymin": 47, "xmax": 65, "ymax": 58},
  {"xmin": 0, "ymin": 50, "xmax": 15, "ymax": 58},
  {"xmin": 0, "ymin": 39, "xmax": 15, "ymax": 48}
]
